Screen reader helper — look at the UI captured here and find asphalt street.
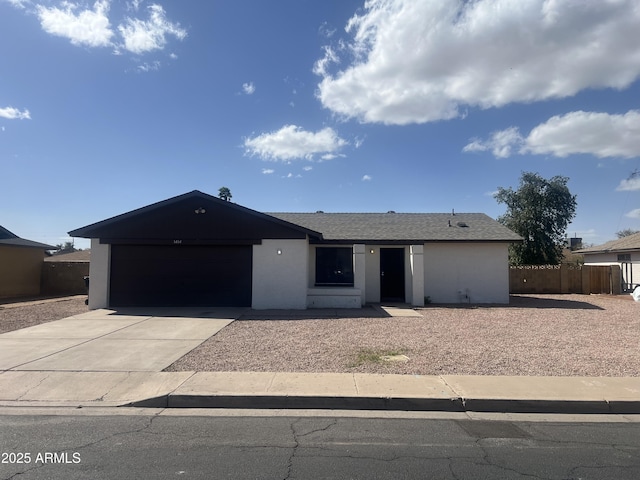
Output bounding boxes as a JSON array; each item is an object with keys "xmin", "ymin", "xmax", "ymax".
[{"xmin": 1, "ymin": 411, "xmax": 639, "ymax": 479}]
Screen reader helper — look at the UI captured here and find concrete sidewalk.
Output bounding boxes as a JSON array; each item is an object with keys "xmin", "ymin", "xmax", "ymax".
[
  {"xmin": 1, "ymin": 305, "xmax": 639, "ymax": 414},
  {"xmin": 1, "ymin": 370, "xmax": 639, "ymax": 414}
]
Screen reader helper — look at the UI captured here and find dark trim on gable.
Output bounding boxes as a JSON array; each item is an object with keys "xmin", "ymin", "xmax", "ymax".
[
  {"xmin": 69, "ymin": 190, "xmax": 322, "ymax": 242},
  {"xmin": 100, "ymin": 238, "xmax": 263, "ymax": 246}
]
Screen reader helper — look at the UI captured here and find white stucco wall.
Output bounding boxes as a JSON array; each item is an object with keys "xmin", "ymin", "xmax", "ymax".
[
  {"xmin": 423, "ymin": 242, "xmax": 510, "ymax": 304},
  {"xmin": 252, "ymin": 239, "xmax": 308, "ymax": 309},
  {"xmin": 364, "ymin": 247, "xmax": 380, "ymax": 303},
  {"xmin": 88, "ymin": 238, "xmax": 110, "ymax": 309}
]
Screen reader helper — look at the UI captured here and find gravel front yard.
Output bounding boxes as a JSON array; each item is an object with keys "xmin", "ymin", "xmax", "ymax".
[
  {"xmin": 2, "ymin": 294, "xmax": 638, "ymax": 376},
  {"xmin": 166, "ymin": 294, "xmax": 640, "ymax": 377},
  {"xmin": 0, "ymin": 295, "xmax": 88, "ymax": 334}
]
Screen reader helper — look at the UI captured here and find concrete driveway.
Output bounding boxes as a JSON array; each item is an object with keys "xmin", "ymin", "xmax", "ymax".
[{"xmin": 0, "ymin": 307, "xmax": 245, "ymax": 372}]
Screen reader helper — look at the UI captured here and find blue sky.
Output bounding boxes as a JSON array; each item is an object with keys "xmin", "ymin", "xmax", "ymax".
[{"xmin": 1, "ymin": 0, "xmax": 640, "ymax": 250}]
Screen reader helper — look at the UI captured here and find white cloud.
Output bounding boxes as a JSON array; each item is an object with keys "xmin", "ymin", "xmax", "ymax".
[
  {"xmin": 463, "ymin": 127, "xmax": 524, "ymax": 159},
  {"xmin": 617, "ymin": 177, "xmax": 640, "ymax": 191},
  {"xmin": 526, "ymin": 111, "xmax": 640, "ymax": 158},
  {"xmin": 4, "ymin": 0, "xmax": 30, "ymax": 8},
  {"xmin": 320, "ymin": 153, "xmax": 346, "ymax": 161},
  {"xmin": 303, "ymin": 166, "xmax": 313, "ymax": 171},
  {"xmin": 137, "ymin": 60, "xmax": 160, "ymax": 72},
  {"xmin": 362, "ymin": 174, "xmax": 372, "ymax": 181},
  {"xmin": 464, "ymin": 110, "xmax": 640, "ymax": 159},
  {"xmin": 626, "ymin": 209, "xmax": 640, "ymax": 219},
  {"xmin": 318, "ymin": 21, "xmax": 336, "ymax": 39},
  {"xmin": 242, "ymin": 82, "xmax": 256, "ymax": 95},
  {"xmin": 244, "ymin": 125, "xmax": 348, "ymax": 162},
  {"xmin": 118, "ymin": 4, "xmax": 186, "ymax": 54},
  {"xmin": 312, "ymin": 45, "xmax": 339, "ymax": 77},
  {"xmin": 0, "ymin": 106, "xmax": 31, "ymax": 120},
  {"xmin": 37, "ymin": 0, "xmax": 114, "ymax": 48},
  {"xmin": 126, "ymin": 0, "xmax": 143, "ymax": 11},
  {"xmin": 261, "ymin": 168, "xmax": 274, "ymax": 175},
  {"xmin": 315, "ymin": 0, "xmax": 640, "ymax": 125}
]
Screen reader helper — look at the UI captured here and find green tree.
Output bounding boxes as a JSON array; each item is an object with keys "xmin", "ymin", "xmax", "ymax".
[
  {"xmin": 495, "ymin": 172, "xmax": 577, "ymax": 265},
  {"xmin": 616, "ymin": 228, "xmax": 640, "ymax": 238},
  {"xmin": 54, "ymin": 241, "xmax": 77, "ymax": 254},
  {"xmin": 218, "ymin": 186, "xmax": 232, "ymax": 202}
]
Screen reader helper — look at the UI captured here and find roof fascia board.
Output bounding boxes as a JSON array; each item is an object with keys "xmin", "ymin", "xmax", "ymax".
[{"xmin": 69, "ymin": 190, "xmax": 322, "ymax": 239}]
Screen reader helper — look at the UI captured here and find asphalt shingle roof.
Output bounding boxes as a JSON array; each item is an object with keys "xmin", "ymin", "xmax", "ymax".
[
  {"xmin": 45, "ymin": 250, "xmax": 91, "ymax": 262},
  {"xmin": 268, "ymin": 212, "xmax": 522, "ymax": 243},
  {"xmin": 0, "ymin": 225, "xmax": 57, "ymax": 250},
  {"xmin": 575, "ymin": 231, "xmax": 640, "ymax": 254}
]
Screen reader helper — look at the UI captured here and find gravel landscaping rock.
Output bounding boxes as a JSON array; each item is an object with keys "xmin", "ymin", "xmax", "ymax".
[
  {"xmin": 166, "ymin": 294, "xmax": 640, "ymax": 377},
  {"xmin": 0, "ymin": 296, "xmax": 88, "ymax": 334},
  {"xmin": 3, "ymin": 294, "xmax": 637, "ymax": 377}
]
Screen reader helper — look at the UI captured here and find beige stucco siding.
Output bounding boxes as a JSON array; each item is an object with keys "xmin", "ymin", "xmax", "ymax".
[
  {"xmin": 423, "ymin": 242, "xmax": 510, "ymax": 304},
  {"xmin": 0, "ymin": 245, "xmax": 45, "ymax": 298}
]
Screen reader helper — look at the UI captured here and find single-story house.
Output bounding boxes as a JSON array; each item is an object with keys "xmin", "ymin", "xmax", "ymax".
[
  {"xmin": 575, "ymin": 232, "xmax": 640, "ymax": 292},
  {"xmin": 0, "ymin": 225, "xmax": 57, "ymax": 298},
  {"xmin": 68, "ymin": 190, "xmax": 522, "ymax": 310}
]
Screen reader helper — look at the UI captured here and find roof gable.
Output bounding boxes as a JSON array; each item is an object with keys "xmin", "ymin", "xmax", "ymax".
[{"xmin": 68, "ymin": 190, "xmax": 320, "ymax": 244}]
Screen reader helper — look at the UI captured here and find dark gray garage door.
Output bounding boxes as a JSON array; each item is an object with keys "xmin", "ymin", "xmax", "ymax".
[{"xmin": 109, "ymin": 245, "xmax": 252, "ymax": 307}]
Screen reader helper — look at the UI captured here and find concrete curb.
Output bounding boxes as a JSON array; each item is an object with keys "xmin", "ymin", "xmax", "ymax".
[{"xmin": 125, "ymin": 394, "xmax": 640, "ymax": 414}]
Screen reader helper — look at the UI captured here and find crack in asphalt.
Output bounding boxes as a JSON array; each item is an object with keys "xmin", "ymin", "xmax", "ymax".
[
  {"xmin": 1, "ymin": 410, "xmax": 165, "ymax": 480},
  {"xmin": 283, "ymin": 417, "xmax": 338, "ymax": 480}
]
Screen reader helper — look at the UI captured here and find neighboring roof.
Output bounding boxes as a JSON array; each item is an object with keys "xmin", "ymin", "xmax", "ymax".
[
  {"xmin": 0, "ymin": 225, "xmax": 57, "ymax": 250},
  {"xmin": 269, "ymin": 212, "xmax": 522, "ymax": 243},
  {"xmin": 45, "ymin": 249, "xmax": 91, "ymax": 262},
  {"xmin": 575, "ymin": 231, "xmax": 640, "ymax": 254}
]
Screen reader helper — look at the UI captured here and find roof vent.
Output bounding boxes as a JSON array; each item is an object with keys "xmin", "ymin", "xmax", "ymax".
[{"xmin": 457, "ymin": 221, "xmax": 469, "ymax": 228}]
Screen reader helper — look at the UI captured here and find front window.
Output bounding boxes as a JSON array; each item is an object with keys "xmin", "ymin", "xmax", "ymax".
[{"xmin": 315, "ymin": 247, "xmax": 354, "ymax": 286}]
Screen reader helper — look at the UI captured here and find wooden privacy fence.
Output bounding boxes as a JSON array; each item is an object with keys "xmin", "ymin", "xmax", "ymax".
[{"xmin": 509, "ymin": 264, "xmax": 621, "ymax": 295}]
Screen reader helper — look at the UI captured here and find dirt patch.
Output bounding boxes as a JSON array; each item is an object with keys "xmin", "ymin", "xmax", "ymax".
[{"xmin": 165, "ymin": 294, "xmax": 640, "ymax": 376}]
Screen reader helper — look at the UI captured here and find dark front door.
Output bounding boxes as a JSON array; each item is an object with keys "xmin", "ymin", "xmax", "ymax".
[
  {"xmin": 109, "ymin": 245, "xmax": 252, "ymax": 307},
  {"xmin": 380, "ymin": 248, "xmax": 405, "ymax": 302}
]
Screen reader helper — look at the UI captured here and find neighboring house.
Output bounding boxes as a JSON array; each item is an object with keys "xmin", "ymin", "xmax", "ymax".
[
  {"xmin": 575, "ymin": 232, "xmax": 640, "ymax": 292},
  {"xmin": 45, "ymin": 250, "xmax": 91, "ymax": 263},
  {"xmin": 0, "ymin": 226, "xmax": 57, "ymax": 298},
  {"xmin": 68, "ymin": 190, "xmax": 522, "ymax": 310}
]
